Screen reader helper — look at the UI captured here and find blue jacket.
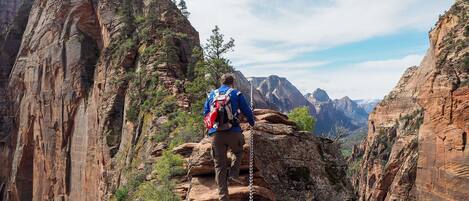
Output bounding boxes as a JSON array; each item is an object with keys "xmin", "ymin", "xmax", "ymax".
[{"xmin": 204, "ymin": 85, "xmax": 255, "ymax": 135}]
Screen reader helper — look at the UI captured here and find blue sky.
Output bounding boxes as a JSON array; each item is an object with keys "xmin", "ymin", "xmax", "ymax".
[{"xmin": 187, "ymin": 0, "xmax": 454, "ymax": 99}]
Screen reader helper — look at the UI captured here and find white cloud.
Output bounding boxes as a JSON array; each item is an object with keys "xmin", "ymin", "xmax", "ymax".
[
  {"xmin": 186, "ymin": 0, "xmax": 452, "ymax": 99},
  {"xmin": 275, "ymin": 54, "xmax": 424, "ymax": 100},
  {"xmin": 188, "ymin": 0, "xmax": 451, "ymax": 65},
  {"xmin": 353, "ymin": 54, "xmax": 424, "ymax": 70}
]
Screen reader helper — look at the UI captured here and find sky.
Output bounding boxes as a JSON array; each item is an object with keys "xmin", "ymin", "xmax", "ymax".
[{"xmin": 186, "ymin": 0, "xmax": 454, "ymax": 100}]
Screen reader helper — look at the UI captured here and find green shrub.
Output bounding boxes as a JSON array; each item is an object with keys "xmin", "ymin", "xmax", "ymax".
[
  {"xmin": 126, "ymin": 104, "xmax": 139, "ymax": 123},
  {"xmin": 155, "ymin": 150, "xmax": 186, "ymax": 182},
  {"xmin": 115, "ymin": 186, "xmax": 129, "ymax": 201},
  {"xmin": 347, "ymin": 158, "xmax": 362, "ymax": 178},
  {"xmin": 288, "ymin": 106, "xmax": 315, "ymax": 132},
  {"xmin": 135, "ymin": 182, "xmax": 181, "ymax": 201},
  {"xmin": 114, "ymin": 171, "xmax": 146, "ymax": 200},
  {"xmin": 341, "ymin": 149, "xmax": 352, "ymax": 158},
  {"xmin": 152, "ymin": 122, "xmax": 172, "ymax": 142}
]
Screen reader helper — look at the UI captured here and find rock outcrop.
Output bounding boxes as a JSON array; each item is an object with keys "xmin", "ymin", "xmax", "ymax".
[
  {"xmin": 357, "ymin": 1, "xmax": 468, "ymax": 200},
  {"xmin": 177, "ymin": 110, "xmax": 356, "ymax": 201}
]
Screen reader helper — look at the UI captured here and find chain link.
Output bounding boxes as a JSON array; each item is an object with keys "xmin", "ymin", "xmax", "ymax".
[{"xmin": 249, "ymin": 128, "xmax": 254, "ymax": 201}]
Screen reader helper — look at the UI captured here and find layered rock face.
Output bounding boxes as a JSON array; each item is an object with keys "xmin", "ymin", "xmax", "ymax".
[
  {"xmin": 415, "ymin": 1, "xmax": 468, "ymax": 199},
  {"xmin": 176, "ymin": 109, "xmax": 355, "ymax": 201},
  {"xmin": 357, "ymin": 1, "xmax": 468, "ymax": 200},
  {"xmin": 1, "ymin": 0, "xmax": 199, "ymax": 200}
]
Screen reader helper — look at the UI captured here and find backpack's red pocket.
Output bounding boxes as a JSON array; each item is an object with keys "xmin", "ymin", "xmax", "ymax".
[{"xmin": 204, "ymin": 110, "xmax": 218, "ymax": 129}]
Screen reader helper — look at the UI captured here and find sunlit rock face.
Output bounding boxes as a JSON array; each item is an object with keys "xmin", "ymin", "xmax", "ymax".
[
  {"xmin": 0, "ymin": 0, "xmax": 199, "ymax": 200},
  {"xmin": 357, "ymin": 1, "xmax": 468, "ymax": 200}
]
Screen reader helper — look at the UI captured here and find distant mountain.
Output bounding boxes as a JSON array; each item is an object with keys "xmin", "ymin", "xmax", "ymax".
[
  {"xmin": 334, "ymin": 96, "xmax": 369, "ymax": 125},
  {"xmin": 232, "ymin": 71, "xmax": 276, "ymax": 110},
  {"xmin": 247, "ymin": 77, "xmax": 373, "ymax": 137},
  {"xmin": 249, "ymin": 75, "xmax": 316, "ymax": 114},
  {"xmin": 354, "ymin": 99, "xmax": 381, "ymax": 113},
  {"xmin": 305, "ymin": 89, "xmax": 360, "ymax": 135}
]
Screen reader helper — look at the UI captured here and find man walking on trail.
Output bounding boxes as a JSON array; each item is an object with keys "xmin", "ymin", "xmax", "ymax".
[{"xmin": 204, "ymin": 73, "xmax": 255, "ymax": 201}]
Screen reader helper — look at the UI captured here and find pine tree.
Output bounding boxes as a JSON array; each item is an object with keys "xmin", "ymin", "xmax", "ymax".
[
  {"xmin": 202, "ymin": 25, "xmax": 235, "ymax": 86},
  {"xmin": 178, "ymin": 0, "xmax": 190, "ymax": 18}
]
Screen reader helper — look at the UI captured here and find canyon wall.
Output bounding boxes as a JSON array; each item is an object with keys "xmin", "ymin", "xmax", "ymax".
[
  {"xmin": 357, "ymin": 1, "xmax": 468, "ymax": 200},
  {"xmin": 1, "ymin": 0, "xmax": 199, "ymax": 200}
]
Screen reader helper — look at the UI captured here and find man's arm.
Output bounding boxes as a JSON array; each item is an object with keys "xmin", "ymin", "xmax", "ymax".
[{"xmin": 238, "ymin": 93, "xmax": 255, "ymax": 126}]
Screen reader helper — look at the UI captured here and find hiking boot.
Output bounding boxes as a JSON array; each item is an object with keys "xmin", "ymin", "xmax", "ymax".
[{"xmin": 228, "ymin": 177, "xmax": 247, "ymax": 186}]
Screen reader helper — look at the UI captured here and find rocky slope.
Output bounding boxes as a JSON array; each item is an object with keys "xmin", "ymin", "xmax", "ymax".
[
  {"xmin": 176, "ymin": 109, "xmax": 355, "ymax": 201},
  {"xmin": 356, "ymin": 1, "xmax": 468, "ymax": 200}
]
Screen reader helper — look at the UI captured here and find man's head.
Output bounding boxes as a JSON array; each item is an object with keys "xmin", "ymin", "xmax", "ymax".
[{"xmin": 220, "ymin": 73, "xmax": 235, "ymax": 87}]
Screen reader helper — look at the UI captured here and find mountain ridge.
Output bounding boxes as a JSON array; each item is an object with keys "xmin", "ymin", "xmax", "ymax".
[{"xmin": 248, "ymin": 75, "xmax": 373, "ymax": 136}]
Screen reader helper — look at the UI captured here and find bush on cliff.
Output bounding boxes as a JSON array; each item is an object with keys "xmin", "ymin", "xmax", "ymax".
[{"xmin": 288, "ymin": 106, "xmax": 316, "ymax": 132}]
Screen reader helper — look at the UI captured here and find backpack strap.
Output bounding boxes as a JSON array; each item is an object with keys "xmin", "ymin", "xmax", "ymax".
[{"xmin": 225, "ymin": 88, "xmax": 234, "ymax": 98}]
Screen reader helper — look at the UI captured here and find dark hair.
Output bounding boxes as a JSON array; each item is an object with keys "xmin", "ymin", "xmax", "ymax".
[{"xmin": 220, "ymin": 73, "xmax": 235, "ymax": 85}]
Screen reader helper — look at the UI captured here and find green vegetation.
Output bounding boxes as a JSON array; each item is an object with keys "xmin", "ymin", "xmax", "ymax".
[
  {"xmin": 155, "ymin": 150, "xmax": 186, "ymax": 181},
  {"xmin": 347, "ymin": 158, "xmax": 362, "ymax": 178},
  {"xmin": 134, "ymin": 182, "xmax": 180, "ymax": 201},
  {"xmin": 115, "ymin": 187, "xmax": 129, "ymax": 201},
  {"xmin": 288, "ymin": 106, "xmax": 315, "ymax": 132},
  {"xmin": 201, "ymin": 26, "xmax": 235, "ymax": 86},
  {"xmin": 113, "ymin": 171, "xmax": 147, "ymax": 201},
  {"xmin": 339, "ymin": 130, "xmax": 367, "ymax": 158},
  {"xmin": 110, "ymin": 2, "xmax": 237, "ymax": 198},
  {"xmin": 399, "ymin": 109, "xmax": 424, "ymax": 135}
]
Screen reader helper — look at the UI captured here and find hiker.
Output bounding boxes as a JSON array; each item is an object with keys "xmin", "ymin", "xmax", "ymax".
[{"xmin": 203, "ymin": 73, "xmax": 255, "ymax": 201}]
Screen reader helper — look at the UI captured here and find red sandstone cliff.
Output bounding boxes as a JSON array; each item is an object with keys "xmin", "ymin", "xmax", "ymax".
[
  {"xmin": 357, "ymin": 1, "xmax": 468, "ymax": 200},
  {"xmin": 1, "ymin": 0, "xmax": 198, "ymax": 200}
]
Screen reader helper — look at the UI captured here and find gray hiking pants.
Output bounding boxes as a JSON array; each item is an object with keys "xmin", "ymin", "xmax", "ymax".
[{"xmin": 211, "ymin": 131, "xmax": 245, "ymax": 201}]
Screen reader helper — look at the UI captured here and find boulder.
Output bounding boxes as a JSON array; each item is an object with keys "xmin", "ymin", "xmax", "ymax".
[
  {"xmin": 254, "ymin": 110, "xmax": 297, "ymax": 126},
  {"xmin": 173, "ymin": 143, "xmax": 199, "ymax": 158}
]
